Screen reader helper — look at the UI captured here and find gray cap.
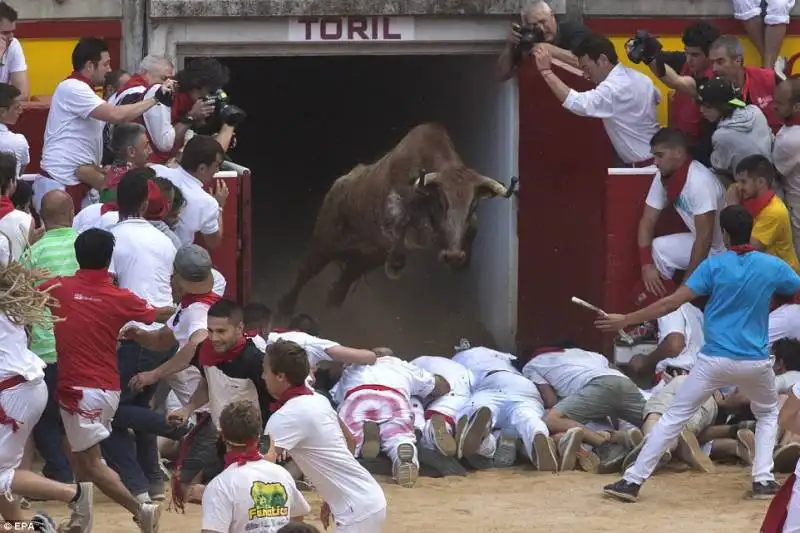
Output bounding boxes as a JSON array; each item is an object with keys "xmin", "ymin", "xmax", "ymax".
[{"xmin": 174, "ymin": 244, "xmax": 212, "ymax": 282}]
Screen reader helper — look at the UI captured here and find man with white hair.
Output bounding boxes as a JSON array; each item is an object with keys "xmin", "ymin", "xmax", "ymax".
[{"xmin": 498, "ymin": 0, "xmax": 591, "ymax": 80}]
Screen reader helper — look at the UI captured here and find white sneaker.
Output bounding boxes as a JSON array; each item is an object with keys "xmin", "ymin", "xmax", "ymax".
[
  {"xmin": 137, "ymin": 502, "xmax": 161, "ymax": 533},
  {"xmin": 392, "ymin": 443, "xmax": 419, "ymax": 488},
  {"xmin": 65, "ymin": 482, "xmax": 93, "ymax": 533},
  {"xmin": 775, "ymin": 56, "xmax": 788, "ymax": 81}
]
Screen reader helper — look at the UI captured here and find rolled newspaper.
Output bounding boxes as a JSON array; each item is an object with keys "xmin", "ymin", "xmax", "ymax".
[{"xmin": 571, "ymin": 297, "xmax": 634, "ymax": 344}]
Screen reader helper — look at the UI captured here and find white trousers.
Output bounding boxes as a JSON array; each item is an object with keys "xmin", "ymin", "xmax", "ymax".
[
  {"xmin": 624, "ymin": 354, "xmax": 778, "ymax": 485},
  {"xmin": 339, "ymin": 387, "xmax": 416, "ymax": 464},
  {"xmin": 337, "ymin": 507, "xmax": 387, "ymax": 533},
  {"xmin": 31, "ymin": 176, "xmax": 96, "ymax": 213},
  {"xmin": 459, "ymin": 371, "xmax": 548, "ymax": 462},
  {"xmin": 0, "ymin": 378, "xmax": 47, "ymax": 494},
  {"xmin": 652, "ymin": 233, "xmax": 693, "ymax": 279},
  {"xmin": 770, "ymin": 304, "xmax": 800, "ymax": 347},
  {"xmin": 733, "ymin": 0, "xmax": 795, "ymax": 24}
]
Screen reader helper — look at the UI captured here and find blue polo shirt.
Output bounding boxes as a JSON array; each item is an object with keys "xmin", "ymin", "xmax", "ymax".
[{"xmin": 685, "ymin": 250, "xmax": 800, "ymax": 360}]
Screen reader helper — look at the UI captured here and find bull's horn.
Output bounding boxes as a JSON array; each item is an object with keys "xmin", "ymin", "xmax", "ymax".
[
  {"xmin": 415, "ymin": 171, "xmax": 438, "ymax": 187},
  {"xmin": 479, "ymin": 175, "xmax": 519, "ymax": 198}
]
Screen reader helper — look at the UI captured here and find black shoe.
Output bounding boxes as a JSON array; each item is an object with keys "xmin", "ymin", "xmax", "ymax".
[
  {"xmin": 603, "ymin": 479, "xmax": 641, "ymax": 502},
  {"xmin": 751, "ymin": 480, "xmax": 781, "ymax": 500}
]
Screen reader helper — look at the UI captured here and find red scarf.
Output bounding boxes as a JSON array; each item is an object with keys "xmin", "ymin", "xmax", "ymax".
[
  {"xmin": 244, "ymin": 328, "xmax": 260, "ymax": 338},
  {"xmin": 100, "ymin": 203, "xmax": 117, "ymax": 215},
  {"xmin": 116, "ymin": 73, "xmax": 151, "ymax": 95},
  {"xmin": 179, "ymin": 291, "xmax": 221, "ymax": 309},
  {"xmin": 171, "ymin": 92, "xmax": 195, "ymax": 124},
  {"xmin": 761, "ymin": 474, "xmax": 794, "ymax": 533},
  {"xmin": 743, "ymin": 190, "xmax": 775, "ymax": 219},
  {"xmin": 103, "ymin": 164, "xmax": 131, "ymax": 192},
  {"xmin": 66, "ymin": 71, "xmax": 96, "ymax": 89},
  {"xmin": 222, "ymin": 438, "xmax": 263, "ymax": 469},
  {"xmin": 197, "ymin": 337, "xmax": 247, "ymax": 367},
  {"xmin": 664, "ymin": 158, "xmax": 692, "ymax": 206},
  {"xmin": 144, "ymin": 180, "xmax": 169, "ymax": 221},
  {"xmin": 729, "ymin": 244, "xmax": 756, "ymax": 255},
  {"xmin": 270, "ymin": 385, "xmax": 314, "ymax": 412},
  {"xmin": 0, "ymin": 195, "xmax": 14, "ymax": 220}
]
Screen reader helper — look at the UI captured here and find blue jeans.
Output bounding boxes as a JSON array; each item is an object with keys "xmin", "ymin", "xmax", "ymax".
[
  {"xmin": 32, "ymin": 362, "xmax": 74, "ymax": 483},
  {"xmin": 102, "ymin": 341, "xmax": 178, "ymax": 495}
]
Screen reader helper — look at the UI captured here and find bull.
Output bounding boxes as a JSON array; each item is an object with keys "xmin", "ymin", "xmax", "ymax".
[{"xmin": 277, "ymin": 123, "xmax": 517, "ymax": 316}]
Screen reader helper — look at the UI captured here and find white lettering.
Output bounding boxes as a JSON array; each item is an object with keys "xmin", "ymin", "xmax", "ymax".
[{"xmin": 289, "ymin": 16, "xmax": 415, "ymax": 42}]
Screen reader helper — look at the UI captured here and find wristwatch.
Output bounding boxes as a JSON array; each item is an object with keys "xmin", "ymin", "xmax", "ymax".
[{"xmin": 178, "ymin": 115, "xmax": 196, "ymax": 125}]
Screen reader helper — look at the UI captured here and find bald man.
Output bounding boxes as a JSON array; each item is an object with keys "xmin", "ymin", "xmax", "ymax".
[{"xmin": 23, "ymin": 189, "xmax": 80, "ymax": 485}]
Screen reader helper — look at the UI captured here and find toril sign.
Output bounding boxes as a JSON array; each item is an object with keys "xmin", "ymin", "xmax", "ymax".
[{"xmin": 290, "ymin": 16, "xmax": 415, "ymax": 42}]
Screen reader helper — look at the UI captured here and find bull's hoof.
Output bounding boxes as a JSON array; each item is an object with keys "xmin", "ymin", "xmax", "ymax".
[{"xmin": 384, "ymin": 253, "xmax": 406, "ymax": 280}]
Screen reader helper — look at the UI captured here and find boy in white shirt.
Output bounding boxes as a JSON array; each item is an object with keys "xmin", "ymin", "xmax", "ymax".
[
  {"xmin": 264, "ymin": 340, "xmax": 387, "ymax": 533},
  {"xmin": 202, "ymin": 400, "xmax": 310, "ymax": 533}
]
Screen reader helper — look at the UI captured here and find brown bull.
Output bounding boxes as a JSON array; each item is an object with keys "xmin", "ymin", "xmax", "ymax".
[{"xmin": 277, "ymin": 123, "xmax": 516, "ymax": 316}]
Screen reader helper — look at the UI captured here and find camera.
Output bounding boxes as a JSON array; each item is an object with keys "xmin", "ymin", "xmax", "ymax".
[
  {"xmin": 514, "ymin": 23, "xmax": 546, "ymax": 55},
  {"xmin": 203, "ymin": 88, "xmax": 247, "ymax": 127},
  {"xmin": 626, "ymin": 29, "xmax": 662, "ymax": 64}
]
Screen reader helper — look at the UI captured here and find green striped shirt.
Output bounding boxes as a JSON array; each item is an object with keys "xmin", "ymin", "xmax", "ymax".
[{"xmin": 21, "ymin": 227, "xmax": 79, "ymax": 363}]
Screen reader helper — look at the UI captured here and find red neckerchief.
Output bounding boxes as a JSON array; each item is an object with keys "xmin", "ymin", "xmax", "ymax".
[
  {"xmin": 171, "ymin": 92, "xmax": 195, "ymax": 124},
  {"xmin": 179, "ymin": 291, "xmax": 221, "ymax": 308},
  {"xmin": 530, "ymin": 347, "xmax": 565, "ymax": 358},
  {"xmin": 144, "ymin": 180, "xmax": 169, "ymax": 221},
  {"xmin": 0, "ymin": 195, "xmax": 14, "ymax": 219},
  {"xmin": 197, "ymin": 337, "xmax": 247, "ymax": 367},
  {"xmin": 761, "ymin": 474, "xmax": 795, "ymax": 533},
  {"xmin": 742, "ymin": 190, "xmax": 776, "ymax": 219},
  {"xmin": 244, "ymin": 328, "xmax": 260, "ymax": 338},
  {"xmin": 786, "ymin": 114, "xmax": 800, "ymax": 127},
  {"xmin": 66, "ymin": 71, "xmax": 96, "ymax": 89},
  {"xmin": 729, "ymin": 244, "xmax": 756, "ymax": 255},
  {"xmin": 103, "ymin": 163, "xmax": 131, "ymax": 192},
  {"xmin": 100, "ymin": 203, "xmax": 117, "ymax": 215},
  {"xmin": 223, "ymin": 438, "xmax": 263, "ymax": 469},
  {"xmin": 664, "ymin": 158, "xmax": 692, "ymax": 205},
  {"xmin": 116, "ymin": 73, "xmax": 151, "ymax": 95},
  {"xmin": 270, "ymin": 385, "xmax": 314, "ymax": 412}
]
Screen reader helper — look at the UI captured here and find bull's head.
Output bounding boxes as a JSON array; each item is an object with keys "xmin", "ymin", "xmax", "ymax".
[{"xmin": 410, "ymin": 166, "xmax": 516, "ymax": 268}]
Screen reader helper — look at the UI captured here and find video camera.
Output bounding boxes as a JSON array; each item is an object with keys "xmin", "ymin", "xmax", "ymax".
[
  {"xmin": 513, "ymin": 23, "xmax": 546, "ymax": 56},
  {"xmin": 202, "ymin": 88, "xmax": 247, "ymax": 127},
  {"xmin": 626, "ymin": 29, "xmax": 663, "ymax": 65}
]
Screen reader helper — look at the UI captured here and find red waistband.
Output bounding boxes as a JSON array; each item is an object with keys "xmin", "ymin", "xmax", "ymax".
[
  {"xmin": 344, "ymin": 384, "xmax": 405, "ymax": 401},
  {"xmin": 0, "ymin": 375, "xmax": 26, "ymax": 392}
]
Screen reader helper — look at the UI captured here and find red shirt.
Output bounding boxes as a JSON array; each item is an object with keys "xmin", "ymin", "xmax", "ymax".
[
  {"xmin": 743, "ymin": 66, "xmax": 781, "ymax": 133},
  {"xmin": 670, "ymin": 65, "xmax": 713, "ymax": 144},
  {"xmin": 41, "ymin": 269, "xmax": 156, "ymax": 391}
]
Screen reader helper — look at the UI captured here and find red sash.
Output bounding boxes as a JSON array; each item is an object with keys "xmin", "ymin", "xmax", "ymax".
[
  {"xmin": 761, "ymin": 474, "xmax": 795, "ymax": 533},
  {"xmin": 665, "ymin": 159, "xmax": 692, "ymax": 206}
]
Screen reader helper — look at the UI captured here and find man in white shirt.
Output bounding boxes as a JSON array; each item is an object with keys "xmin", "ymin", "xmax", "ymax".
[
  {"xmin": 0, "ymin": 83, "xmax": 27, "ymax": 177},
  {"xmin": 533, "ymin": 33, "xmax": 660, "ymax": 167},
  {"xmin": 770, "ymin": 301, "xmax": 800, "ymax": 347},
  {"xmin": 773, "ymin": 77, "xmax": 800, "ymax": 253},
  {"xmin": 264, "ymin": 340, "xmax": 386, "ymax": 533},
  {"xmin": 202, "ymin": 400, "xmax": 310, "ymax": 533},
  {"xmin": 0, "ymin": 152, "xmax": 33, "ymax": 261},
  {"xmin": 453, "ymin": 345, "xmax": 559, "ymax": 472},
  {"xmin": 0, "ymin": 3, "xmax": 28, "ymax": 100},
  {"xmin": 638, "ymin": 127, "xmax": 725, "ymax": 296},
  {"xmin": 151, "ymin": 135, "xmax": 228, "ymax": 248},
  {"xmin": 33, "ymin": 37, "xmax": 171, "ymax": 214}
]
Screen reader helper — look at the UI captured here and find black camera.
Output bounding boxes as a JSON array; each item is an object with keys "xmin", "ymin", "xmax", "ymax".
[
  {"xmin": 203, "ymin": 89, "xmax": 247, "ymax": 127},
  {"xmin": 514, "ymin": 23, "xmax": 546, "ymax": 55},
  {"xmin": 626, "ymin": 29, "xmax": 662, "ymax": 64}
]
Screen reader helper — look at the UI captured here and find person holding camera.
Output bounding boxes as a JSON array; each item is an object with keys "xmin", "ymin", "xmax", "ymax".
[
  {"xmin": 534, "ymin": 33, "xmax": 660, "ymax": 167},
  {"xmin": 498, "ymin": 0, "xmax": 591, "ymax": 81}
]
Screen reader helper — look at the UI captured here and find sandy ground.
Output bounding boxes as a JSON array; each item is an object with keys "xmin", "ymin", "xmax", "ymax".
[{"xmin": 32, "ymin": 466, "xmax": 777, "ymax": 533}]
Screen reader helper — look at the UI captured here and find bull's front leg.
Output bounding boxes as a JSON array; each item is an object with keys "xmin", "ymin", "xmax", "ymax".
[
  {"xmin": 452, "ymin": 217, "xmax": 478, "ymax": 271},
  {"xmin": 383, "ymin": 208, "xmax": 410, "ymax": 280}
]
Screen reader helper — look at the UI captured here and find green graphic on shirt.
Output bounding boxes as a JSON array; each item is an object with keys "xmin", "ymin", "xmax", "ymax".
[{"xmin": 248, "ymin": 481, "xmax": 289, "ymax": 520}]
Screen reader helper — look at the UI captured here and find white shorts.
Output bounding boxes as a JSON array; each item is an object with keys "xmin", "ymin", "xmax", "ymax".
[
  {"xmin": 732, "ymin": 0, "xmax": 795, "ymax": 24},
  {"xmin": 0, "ymin": 378, "xmax": 47, "ymax": 493},
  {"xmin": 337, "ymin": 506, "xmax": 387, "ymax": 533},
  {"xmin": 60, "ymin": 387, "xmax": 121, "ymax": 453}
]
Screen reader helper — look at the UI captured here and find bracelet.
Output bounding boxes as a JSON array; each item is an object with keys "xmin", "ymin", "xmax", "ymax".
[
  {"xmin": 540, "ymin": 69, "xmax": 553, "ymax": 76},
  {"xmin": 638, "ymin": 246, "xmax": 654, "ymax": 266}
]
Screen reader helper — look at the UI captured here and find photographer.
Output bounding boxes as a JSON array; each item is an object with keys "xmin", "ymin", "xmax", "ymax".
[
  {"xmin": 498, "ymin": 0, "xmax": 591, "ymax": 81},
  {"xmin": 627, "ymin": 23, "xmax": 719, "ymax": 166}
]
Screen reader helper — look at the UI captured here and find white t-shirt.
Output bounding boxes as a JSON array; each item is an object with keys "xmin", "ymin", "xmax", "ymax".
[
  {"xmin": 774, "ymin": 124, "xmax": 800, "ymax": 182},
  {"xmin": 265, "ymin": 394, "xmax": 386, "ymax": 526},
  {"xmin": 645, "ymin": 160, "xmax": 725, "ymax": 252},
  {"xmin": 769, "ymin": 304, "xmax": 800, "ymax": 346},
  {"xmin": 168, "ymin": 301, "xmax": 210, "ymax": 351},
  {"xmin": 0, "ymin": 39, "xmax": 27, "ymax": 84},
  {"xmin": 411, "ymin": 355, "xmax": 472, "ymax": 397},
  {"xmin": 72, "ymin": 204, "xmax": 119, "ymax": 234},
  {"xmin": 265, "ymin": 331, "xmax": 339, "ymax": 368},
  {"xmin": 212, "ymin": 268, "xmax": 227, "ymax": 297},
  {"xmin": 655, "ymin": 303, "xmax": 704, "ymax": 373},
  {"xmin": 777, "ymin": 371, "xmax": 800, "ymax": 395},
  {"xmin": 201, "ymin": 459, "xmax": 310, "ymax": 533},
  {"xmin": 0, "ymin": 123, "xmax": 29, "ymax": 177},
  {"xmin": 109, "ymin": 218, "xmax": 177, "ymax": 331},
  {"xmin": 41, "ymin": 79, "xmax": 105, "ymax": 185},
  {"xmin": 451, "ymin": 346, "xmax": 519, "ymax": 384},
  {"xmin": 151, "ymin": 164, "xmax": 219, "ymax": 246},
  {"xmin": 522, "ymin": 348, "xmax": 623, "ymax": 398},
  {"xmin": 0, "ymin": 209, "xmax": 32, "ymax": 262},
  {"xmin": 251, "ymin": 334, "xmax": 267, "ymax": 352},
  {"xmin": 332, "ymin": 356, "xmax": 436, "ymax": 405},
  {"xmin": 0, "ymin": 313, "xmax": 45, "ymax": 382}
]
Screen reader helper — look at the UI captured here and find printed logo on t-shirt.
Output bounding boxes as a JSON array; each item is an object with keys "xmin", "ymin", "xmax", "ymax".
[
  {"xmin": 674, "ymin": 195, "xmax": 688, "ymax": 214},
  {"xmin": 247, "ymin": 481, "xmax": 289, "ymax": 520}
]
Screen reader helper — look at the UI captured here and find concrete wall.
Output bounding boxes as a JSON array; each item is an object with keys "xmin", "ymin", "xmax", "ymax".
[{"xmin": 5, "ymin": 0, "xmax": 122, "ymax": 19}]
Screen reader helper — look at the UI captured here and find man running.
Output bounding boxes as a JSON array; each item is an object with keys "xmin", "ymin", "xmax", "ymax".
[{"xmin": 597, "ymin": 204, "xmax": 800, "ymax": 502}]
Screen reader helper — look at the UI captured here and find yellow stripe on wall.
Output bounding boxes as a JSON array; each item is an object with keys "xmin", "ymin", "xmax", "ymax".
[{"xmin": 20, "ymin": 38, "xmax": 81, "ymax": 96}]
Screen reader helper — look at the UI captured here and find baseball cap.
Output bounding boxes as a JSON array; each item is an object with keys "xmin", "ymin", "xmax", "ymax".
[
  {"xmin": 174, "ymin": 244, "xmax": 212, "ymax": 283},
  {"xmin": 696, "ymin": 76, "xmax": 746, "ymax": 108}
]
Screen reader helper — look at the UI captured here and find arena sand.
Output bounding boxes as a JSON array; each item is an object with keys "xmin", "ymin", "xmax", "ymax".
[{"xmin": 32, "ymin": 465, "xmax": 777, "ymax": 532}]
